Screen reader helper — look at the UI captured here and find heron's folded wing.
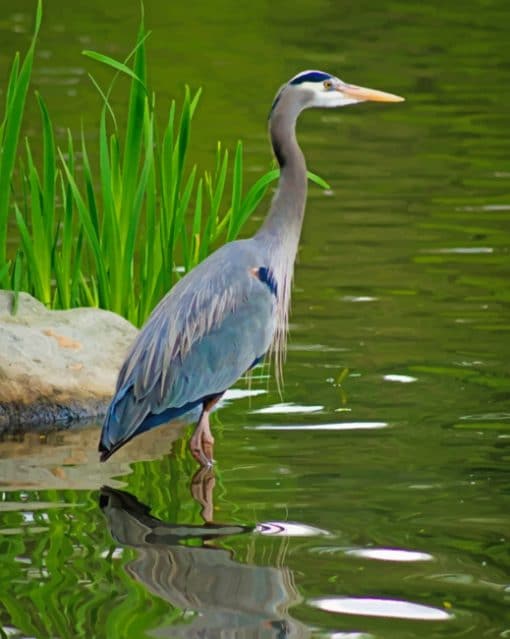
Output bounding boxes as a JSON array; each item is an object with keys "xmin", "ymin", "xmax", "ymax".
[{"xmin": 103, "ymin": 242, "xmax": 276, "ymax": 448}]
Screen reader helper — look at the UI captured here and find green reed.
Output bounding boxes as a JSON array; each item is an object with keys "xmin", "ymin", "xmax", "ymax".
[
  {"xmin": 0, "ymin": 1, "xmax": 328, "ymax": 326},
  {"xmin": 0, "ymin": 1, "xmax": 42, "ymax": 285}
]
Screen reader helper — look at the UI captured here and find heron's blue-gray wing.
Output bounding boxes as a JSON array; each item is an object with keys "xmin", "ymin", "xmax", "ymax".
[{"xmin": 100, "ymin": 241, "xmax": 276, "ymax": 453}]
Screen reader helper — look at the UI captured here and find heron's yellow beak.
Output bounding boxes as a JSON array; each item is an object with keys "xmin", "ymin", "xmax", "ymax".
[{"xmin": 339, "ymin": 84, "xmax": 405, "ymax": 103}]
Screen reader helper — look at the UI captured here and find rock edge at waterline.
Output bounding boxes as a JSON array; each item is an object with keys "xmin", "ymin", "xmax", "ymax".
[{"xmin": 0, "ymin": 291, "xmax": 138, "ymax": 429}]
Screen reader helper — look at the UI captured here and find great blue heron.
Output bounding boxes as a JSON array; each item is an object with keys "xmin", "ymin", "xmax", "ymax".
[{"xmin": 99, "ymin": 70, "xmax": 404, "ymax": 466}]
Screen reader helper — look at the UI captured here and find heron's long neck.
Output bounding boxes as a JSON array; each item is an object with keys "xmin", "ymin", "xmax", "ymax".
[
  {"xmin": 254, "ymin": 95, "xmax": 308, "ymax": 373},
  {"xmin": 255, "ymin": 106, "xmax": 307, "ymax": 254}
]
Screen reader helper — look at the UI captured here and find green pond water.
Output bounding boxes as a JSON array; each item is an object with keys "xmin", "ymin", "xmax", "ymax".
[{"xmin": 1, "ymin": 0, "xmax": 510, "ymax": 637}]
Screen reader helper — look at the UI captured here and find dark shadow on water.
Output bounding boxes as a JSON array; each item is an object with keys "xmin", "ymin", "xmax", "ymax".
[{"xmin": 100, "ymin": 484, "xmax": 309, "ymax": 638}]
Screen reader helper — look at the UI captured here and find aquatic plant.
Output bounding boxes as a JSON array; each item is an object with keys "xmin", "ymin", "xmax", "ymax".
[{"xmin": 0, "ymin": 1, "xmax": 327, "ymax": 325}]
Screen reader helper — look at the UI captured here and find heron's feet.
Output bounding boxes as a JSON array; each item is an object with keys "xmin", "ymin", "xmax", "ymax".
[
  {"xmin": 189, "ymin": 435, "xmax": 215, "ymax": 467},
  {"xmin": 189, "ymin": 415, "xmax": 215, "ymax": 468}
]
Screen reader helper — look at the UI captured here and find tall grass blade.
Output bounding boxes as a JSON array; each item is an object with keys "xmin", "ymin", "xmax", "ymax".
[
  {"xmin": 307, "ymin": 170, "xmax": 330, "ymax": 190},
  {"xmin": 227, "ymin": 168, "xmax": 279, "ymax": 240},
  {"xmin": 201, "ymin": 147, "xmax": 228, "ymax": 260},
  {"xmin": 0, "ymin": 0, "xmax": 42, "ymax": 282},
  {"xmin": 120, "ymin": 23, "xmax": 147, "ymax": 243},
  {"xmin": 80, "ymin": 127, "xmax": 99, "ymax": 237},
  {"xmin": 54, "ymin": 131, "xmax": 75, "ymax": 308},
  {"xmin": 12, "ymin": 250, "xmax": 23, "ymax": 314},
  {"xmin": 0, "ymin": 261, "xmax": 9, "ymax": 284},
  {"xmin": 82, "ymin": 51, "xmax": 146, "ymax": 87},
  {"xmin": 14, "ymin": 203, "xmax": 44, "ymax": 300},
  {"xmin": 227, "ymin": 141, "xmax": 243, "ymax": 241},
  {"xmin": 87, "ymin": 73, "xmax": 118, "ymax": 130},
  {"xmin": 23, "ymin": 138, "xmax": 52, "ymax": 305},
  {"xmin": 59, "ymin": 149, "xmax": 110, "ymax": 308},
  {"xmin": 0, "ymin": 53, "xmax": 19, "ymax": 140},
  {"xmin": 190, "ymin": 177, "xmax": 203, "ymax": 268}
]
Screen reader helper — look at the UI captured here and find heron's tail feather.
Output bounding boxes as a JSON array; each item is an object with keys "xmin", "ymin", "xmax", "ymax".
[
  {"xmin": 98, "ymin": 439, "xmax": 118, "ymax": 462},
  {"xmin": 99, "ymin": 385, "xmax": 149, "ymax": 462},
  {"xmin": 99, "ymin": 384, "xmax": 202, "ymax": 462},
  {"xmin": 99, "ymin": 434, "xmax": 138, "ymax": 462}
]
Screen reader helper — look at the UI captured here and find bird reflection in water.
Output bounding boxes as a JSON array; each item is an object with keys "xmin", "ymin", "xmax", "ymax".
[{"xmin": 99, "ymin": 474, "xmax": 309, "ymax": 638}]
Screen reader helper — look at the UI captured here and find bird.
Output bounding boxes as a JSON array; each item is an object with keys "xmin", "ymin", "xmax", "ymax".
[{"xmin": 98, "ymin": 69, "xmax": 404, "ymax": 466}]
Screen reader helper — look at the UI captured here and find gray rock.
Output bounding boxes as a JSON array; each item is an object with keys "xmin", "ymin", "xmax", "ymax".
[{"xmin": 0, "ymin": 290, "xmax": 138, "ymax": 429}]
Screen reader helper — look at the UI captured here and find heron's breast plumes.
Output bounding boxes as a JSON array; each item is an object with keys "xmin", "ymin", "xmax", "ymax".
[{"xmin": 266, "ymin": 233, "xmax": 299, "ymax": 388}]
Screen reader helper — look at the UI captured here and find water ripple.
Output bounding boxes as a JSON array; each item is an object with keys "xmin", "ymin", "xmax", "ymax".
[
  {"xmin": 383, "ymin": 374, "xmax": 417, "ymax": 383},
  {"xmin": 345, "ymin": 548, "xmax": 433, "ymax": 562},
  {"xmin": 223, "ymin": 388, "xmax": 267, "ymax": 401},
  {"xmin": 460, "ymin": 412, "xmax": 510, "ymax": 421},
  {"xmin": 424, "ymin": 247, "xmax": 494, "ymax": 254},
  {"xmin": 253, "ymin": 422, "xmax": 388, "ymax": 431},
  {"xmin": 252, "ymin": 403, "xmax": 323, "ymax": 414},
  {"xmin": 341, "ymin": 295, "xmax": 379, "ymax": 302},
  {"xmin": 328, "ymin": 634, "xmax": 374, "ymax": 639},
  {"xmin": 309, "ymin": 597, "xmax": 452, "ymax": 621},
  {"xmin": 257, "ymin": 521, "xmax": 331, "ymax": 537}
]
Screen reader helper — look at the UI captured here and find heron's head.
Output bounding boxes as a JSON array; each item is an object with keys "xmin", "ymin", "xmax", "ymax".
[{"xmin": 271, "ymin": 70, "xmax": 404, "ymax": 117}]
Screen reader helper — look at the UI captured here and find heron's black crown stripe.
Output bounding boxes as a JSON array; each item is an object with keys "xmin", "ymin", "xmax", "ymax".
[
  {"xmin": 269, "ymin": 71, "xmax": 333, "ymax": 119},
  {"xmin": 290, "ymin": 71, "xmax": 332, "ymax": 85},
  {"xmin": 257, "ymin": 266, "xmax": 278, "ymax": 297}
]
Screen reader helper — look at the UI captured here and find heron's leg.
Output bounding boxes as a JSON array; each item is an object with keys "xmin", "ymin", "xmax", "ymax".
[
  {"xmin": 189, "ymin": 404, "xmax": 214, "ymax": 468},
  {"xmin": 191, "ymin": 466, "xmax": 216, "ymax": 522},
  {"xmin": 189, "ymin": 394, "xmax": 223, "ymax": 467},
  {"xmin": 201, "ymin": 413, "xmax": 215, "ymax": 463},
  {"xmin": 190, "ymin": 409, "xmax": 213, "ymax": 467}
]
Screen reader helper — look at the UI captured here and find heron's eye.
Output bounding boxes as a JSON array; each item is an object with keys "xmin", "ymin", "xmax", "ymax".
[{"xmin": 323, "ymin": 80, "xmax": 333, "ymax": 90}]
